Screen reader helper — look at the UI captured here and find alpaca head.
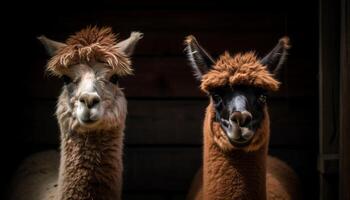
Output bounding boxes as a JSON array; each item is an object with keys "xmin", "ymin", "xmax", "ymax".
[
  {"xmin": 39, "ymin": 27, "xmax": 143, "ymax": 133},
  {"xmin": 185, "ymin": 36, "xmax": 290, "ymax": 152}
]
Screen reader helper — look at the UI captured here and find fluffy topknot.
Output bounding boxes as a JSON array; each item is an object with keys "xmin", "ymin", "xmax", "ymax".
[
  {"xmin": 47, "ymin": 26, "xmax": 132, "ymax": 76},
  {"xmin": 200, "ymin": 52, "xmax": 280, "ymax": 93}
]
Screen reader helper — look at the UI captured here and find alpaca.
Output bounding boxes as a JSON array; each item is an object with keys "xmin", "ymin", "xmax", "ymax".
[
  {"xmin": 184, "ymin": 36, "xmax": 301, "ymax": 200},
  {"xmin": 10, "ymin": 27, "xmax": 143, "ymax": 200}
]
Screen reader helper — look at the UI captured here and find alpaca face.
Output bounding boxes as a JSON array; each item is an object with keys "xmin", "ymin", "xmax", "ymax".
[
  {"xmin": 38, "ymin": 27, "xmax": 143, "ymax": 133},
  {"xmin": 210, "ymin": 85, "xmax": 267, "ymax": 147},
  {"xmin": 185, "ymin": 35, "xmax": 290, "ymax": 150},
  {"xmin": 57, "ymin": 62, "xmax": 128, "ymax": 132}
]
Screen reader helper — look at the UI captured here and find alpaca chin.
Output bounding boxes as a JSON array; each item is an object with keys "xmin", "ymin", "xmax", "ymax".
[
  {"xmin": 70, "ymin": 116, "xmax": 120, "ymax": 134},
  {"xmin": 221, "ymin": 125, "xmax": 255, "ymax": 148}
]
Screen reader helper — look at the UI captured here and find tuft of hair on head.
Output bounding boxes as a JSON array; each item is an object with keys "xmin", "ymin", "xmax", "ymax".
[{"xmin": 38, "ymin": 26, "xmax": 144, "ymax": 77}]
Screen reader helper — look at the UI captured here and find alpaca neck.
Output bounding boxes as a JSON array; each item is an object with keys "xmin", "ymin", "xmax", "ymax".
[
  {"xmin": 57, "ymin": 130, "xmax": 123, "ymax": 200},
  {"xmin": 203, "ymin": 106, "xmax": 269, "ymax": 200}
]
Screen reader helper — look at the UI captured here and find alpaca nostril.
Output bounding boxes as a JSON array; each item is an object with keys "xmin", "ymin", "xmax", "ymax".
[
  {"xmin": 79, "ymin": 95, "xmax": 87, "ymax": 104},
  {"xmin": 240, "ymin": 111, "xmax": 252, "ymax": 127},
  {"xmin": 230, "ymin": 112, "xmax": 242, "ymax": 125},
  {"xmin": 90, "ymin": 97, "xmax": 100, "ymax": 108},
  {"xmin": 230, "ymin": 111, "xmax": 252, "ymax": 127},
  {"xmin": 79, "ymin": 93, "xmax": 101, "ymax": 109}
]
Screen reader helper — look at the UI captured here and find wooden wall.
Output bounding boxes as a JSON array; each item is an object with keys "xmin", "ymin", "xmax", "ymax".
[
  {"xmin": 2, "ymin": 0, "xmax": 319, "ymax": 199},
  {"xmin": 319, "ymin": 0, "xmax": 341, "ymax": 198},
  {"xmin": 340, "ymin": 0, "xmax": 350, "ymax": 199}
]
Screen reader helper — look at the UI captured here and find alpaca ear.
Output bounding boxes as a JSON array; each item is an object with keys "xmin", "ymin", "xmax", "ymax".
[
  {"xmin": 184, "ymin": 35, "xmax": 215, "ymax": 80},
  {"xmin": 116, "ymin": 32, "xmax": 143, "ymax": 57},
  {"xmin": 261, "ymin": 36, "xmax": 291, "ymax": 75},
  {"xmin": 37, "ymin": 35, "xmax": 67, "ymax": 57}
]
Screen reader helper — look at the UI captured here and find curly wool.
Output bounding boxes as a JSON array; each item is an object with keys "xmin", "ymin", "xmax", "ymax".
[
  {"xmin": 200, "ymin": 52, "xmax": 280, "ymax": 93},
  {"xmin": 47, "ymin": 26, "xmax": 132, "ymax": 76}
]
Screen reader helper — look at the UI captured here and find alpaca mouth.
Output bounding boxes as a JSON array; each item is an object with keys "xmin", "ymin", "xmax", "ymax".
[
  {"xmin": 220, "ymin": 120, "xmax": 255, "ymax": 147},
  {"xmin": 226, "ymin": 129, "xmax": 254, "ymax": 147},
  {"xmin": 227, "ymin": 133, "xmax": 253, "ymax": 147},
  {"xmin": 78, "ymin": 113, "xmax": 100, "ymax": 126},
  {"xmin": 81, "ymin": 118, "xmax": 98, "ymax": 124}
]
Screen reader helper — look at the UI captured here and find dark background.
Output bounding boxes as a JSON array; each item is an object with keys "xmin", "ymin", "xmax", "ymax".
[{"xmin": 2, "ymin": 0, "xmax": 320, "ymax": 199}]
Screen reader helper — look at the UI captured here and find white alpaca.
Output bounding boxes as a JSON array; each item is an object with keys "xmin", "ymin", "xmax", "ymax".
[{"xmin": 10, "ymin": 27, "xmax": 143, "ymax": 200}]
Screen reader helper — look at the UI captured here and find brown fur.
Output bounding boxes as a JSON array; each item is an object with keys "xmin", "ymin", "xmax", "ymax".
[
  {"xmin": 57, "ymin": 130, "xmax": 124, "ymax": 200},
  {"xmin": 47, "ymin": 26, "xmax": 132, "ymax": 76},
  {"xmin": 201, "ymin": 52, "xmax": 280, "ymax": 94},
  {"xmin": 201, "ymin": 104, "xmax": 270, "ymax": 200},
  {"xmin": 186, "ymin": 39, "xmax": 300, "ymax": 200}
]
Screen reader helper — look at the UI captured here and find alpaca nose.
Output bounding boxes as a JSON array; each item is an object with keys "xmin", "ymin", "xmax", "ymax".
[
  {"xmin": 230, "ymin": 111, "xmax": 252, "ymax": 127},
  {"xmin": 79, "ymin": 93, "xmax": 101, "ymax": 109}
]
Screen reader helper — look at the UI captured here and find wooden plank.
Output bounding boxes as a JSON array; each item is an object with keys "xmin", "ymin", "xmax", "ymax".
[
  {"xmin": 22, "ymin": 0, "xmax": 317, "ymax": 12},
  {"xmin": 28, "ymin": 57, "xmax": 316, "ymax": 99},
  {"xmin": 319, "ymin": 0, "xmax": 340, "ymax": 155},
  {"xmin": 122, "ymin": 194, "xmax": 167, "ymax": 200},
  {"xmin": 339, "ymin": 0, "xmax": 350, "ymax": 199},
  {"xmin": 122, "ymin": 193, "xmax": 185, "ymax": 200},
  {"xmin": 123, "ymin": 147, "xmax": 201, "ymax": 192},
  {"xmin": 30, "ymin": 0, "xmax": 316, "ymax": 12},
  {"xmin": 126, "ymin": 100, "xmax": 206, "ymax": 145},
  {"xmin": 41, "ymin": 11, "xmax": 286, "ymax": 32},
  {"xmin": 319, "ymin": 0, "xmax": 341, "ymax": 199},
  {"xmin": 20, "ymin": 99, "xmax": 316, "ymax": 147}
]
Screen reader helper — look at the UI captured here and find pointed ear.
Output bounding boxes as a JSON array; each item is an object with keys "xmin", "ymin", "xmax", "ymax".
[
  {"xmin": 184, "ymin": 35, "xmax": 215, "ymax": 80},
  {"xmin": 116, "ymin": 32, "xmax": 143, "ymax": 57},
  {"xmin": 261, "ymin": 36, "xmax": 291, "ymax": 75},
  {"xmin": 37, "ymin": 35, "xmax": 67, "ymax": 57}
]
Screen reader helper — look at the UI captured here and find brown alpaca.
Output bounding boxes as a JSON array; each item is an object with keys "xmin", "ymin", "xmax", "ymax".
[
  {"xmin": 10, "ymin": 27, "xmax": 143, "ymax": 200},
  {"xmin": 185, "ymin": 36, "xmax": 301, "ymax": 200}
]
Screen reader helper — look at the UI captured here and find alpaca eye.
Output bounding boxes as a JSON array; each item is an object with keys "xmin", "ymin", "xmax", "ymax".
[
  {"xmin": 109, "ymin": 74, "xmax": 119, "ymax": 84},
  {"xmin": 212, "ymin": 94, "xmax": 222, "ymax": 105},
  {"xmin": 258, "ymin": 95, "xmax": 267, "ymax": 104},
  {"xmin": 61, "ymin": 75, "xmax": 72, "ymax": 85}
]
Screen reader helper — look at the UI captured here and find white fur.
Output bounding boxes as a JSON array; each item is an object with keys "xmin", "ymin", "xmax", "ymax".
[
  {"xmin": 12, "ymin": 29, "xmax": 143, "ymax": 200},
  {"xmin": 74, "ymin": 65, "xmax": 105, "ymax": 125},
  {"xmin": 233, "ymin": 95, "xmax": 248, "ymax": 112},
  {"xmin": 78, "ymin": 73, "xmax": 95, "ymax": 93}
]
